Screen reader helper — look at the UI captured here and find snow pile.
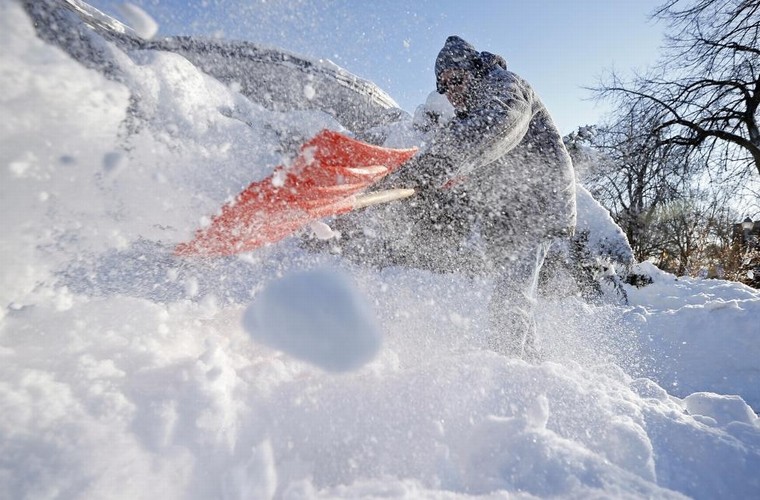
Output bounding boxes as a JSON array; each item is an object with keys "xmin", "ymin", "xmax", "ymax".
[
  {"xmin": 575, "ymin": 183, "xmax": 634, "ymax": 266},
  {"xmin": 626, "ymin": 262, "xmax": 760, "ymax": 408},
  {"xmin": 1, "ymin": 3, "xmax": 760, "ymax": 499}
]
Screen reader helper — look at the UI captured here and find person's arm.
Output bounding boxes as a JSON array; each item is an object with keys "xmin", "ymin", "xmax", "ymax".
[
  {"xmin": 378, "ymin": 75, "xmax": 536, "ymax": 192},
  {"xmin": 426, "ymin": 77, "xmax": 535, "ymax": 180}
]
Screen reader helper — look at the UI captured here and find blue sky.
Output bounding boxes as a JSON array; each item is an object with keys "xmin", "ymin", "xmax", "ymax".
[{"xmin": 89, "ymin": 0, "xmax": 667, "ymax": 135}]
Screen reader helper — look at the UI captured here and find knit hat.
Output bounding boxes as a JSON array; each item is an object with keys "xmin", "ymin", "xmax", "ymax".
[{"xmin": 435, "ymin": 36, "xmax": 480, "ymax": 93}]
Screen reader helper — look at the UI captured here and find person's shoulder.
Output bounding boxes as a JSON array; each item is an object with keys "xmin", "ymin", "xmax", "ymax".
[
  {"xmin": 499, "ymin": 69, "xmax": 531, "ymax": 88},
  {"xmin": 489, "ymin": 69, "xmax": 535, "ymax": 100}
]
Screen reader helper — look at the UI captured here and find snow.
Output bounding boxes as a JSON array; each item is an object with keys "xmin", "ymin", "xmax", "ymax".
[
  {"xmin": 116, "ymin": 2, "xmax": 159, "ymax": 40},
  {"xmin": 2, "ymin": 2, "xmax": 760, "ymax": 499},
  {"xmin": 575, "ymin": 183, "xmax": 634, "ymax": 266},
  {"xmin": 243, "ymin": 269, "xmax": 382, "ymax": 372},
  {"xmin": 308, "ymin": 220, "xmax": 340, "ymax": 240}
]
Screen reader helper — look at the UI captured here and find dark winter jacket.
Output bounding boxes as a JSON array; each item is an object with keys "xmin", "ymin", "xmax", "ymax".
[
  {"xmin": 377, "ymin": 42, "xmax": 576, "ymax": 271},
  {"xmin": 325, "ymin": 38, "xmax": 576, "ymax": 274}
]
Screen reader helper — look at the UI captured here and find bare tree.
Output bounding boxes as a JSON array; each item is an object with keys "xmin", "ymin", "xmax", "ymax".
[
  {"xmin": 574, "ymin": 102, "xmax": 690, "ymax": 262},
  {"xmin": 647, "ymin": 189, "xmax": 739, "ymax": 275},
  {"xmin": 597, "ymin": 0, "xmax": 760, "ymax": 188}
]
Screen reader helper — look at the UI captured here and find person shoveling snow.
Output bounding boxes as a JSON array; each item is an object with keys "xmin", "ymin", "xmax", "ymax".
[{"xmin": 329, "ymin": 36, "xmax": 577, "ymax": 361}]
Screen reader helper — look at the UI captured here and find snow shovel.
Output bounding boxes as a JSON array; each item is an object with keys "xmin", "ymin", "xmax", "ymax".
[{"xmin": 174, "ymin": 129, "xmax": 417, "ymax": 257}]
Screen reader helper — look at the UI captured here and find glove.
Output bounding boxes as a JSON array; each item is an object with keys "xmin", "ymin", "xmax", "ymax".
[{"xmin": 396, "ymin": 153, "xmax": 454, "ymax": 191}]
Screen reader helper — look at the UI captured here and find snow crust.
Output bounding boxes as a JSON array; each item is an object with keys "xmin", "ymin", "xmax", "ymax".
[{"xmin": 1, "ymin": 3, "xmax": 760, "ymax": 499}]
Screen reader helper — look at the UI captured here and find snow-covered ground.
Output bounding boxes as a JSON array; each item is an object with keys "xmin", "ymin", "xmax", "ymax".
[{"xmin": 2, "ymin": 2, "xmax": 760, "ymax": 498}]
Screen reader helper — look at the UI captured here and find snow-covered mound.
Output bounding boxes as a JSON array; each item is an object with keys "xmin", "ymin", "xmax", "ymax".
[
  {"xmin": 25, "ymin": 0, "xmax": 405, "ymax": 136},
  {"xmin": 2, "ymin": 2, "xmax": 760, "ymax": 499},
  {"xmin": 575, "ymin": 183, "xmax": 634, "ymax": 266}
]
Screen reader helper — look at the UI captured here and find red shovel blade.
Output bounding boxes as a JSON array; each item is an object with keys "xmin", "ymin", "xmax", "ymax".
[{"xmin": 174, "ymin": 129, "xmax": 417, "ymax": 257}]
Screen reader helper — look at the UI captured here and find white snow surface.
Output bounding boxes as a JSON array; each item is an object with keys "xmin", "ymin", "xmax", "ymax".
[{"xmin": 1, "ymin": 3, "xmax": 760, "ymax": 499}]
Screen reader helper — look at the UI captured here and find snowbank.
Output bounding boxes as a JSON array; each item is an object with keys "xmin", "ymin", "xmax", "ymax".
[
  {"xmin": 1, "ymin": 3, "xmax": 759, "ymax": 499},
  {"xmin": 626, "ymin": 262, "xmax": 760, "ymax": 408}
]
